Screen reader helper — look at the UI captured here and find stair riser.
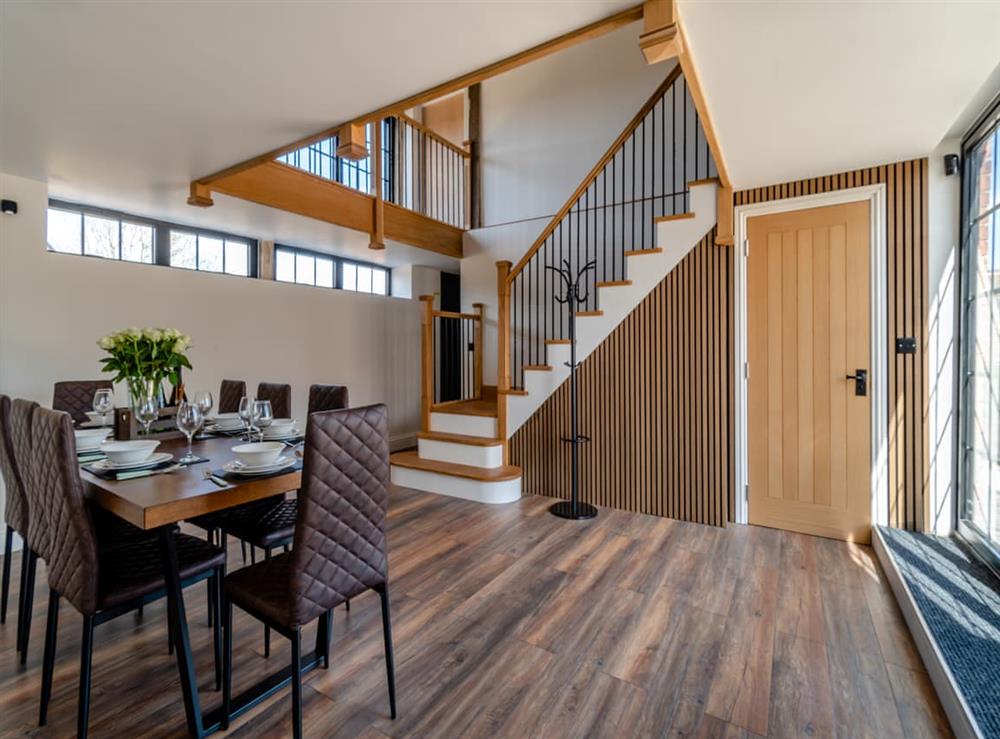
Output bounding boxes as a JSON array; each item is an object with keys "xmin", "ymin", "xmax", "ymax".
[
  {"xmin": 429, "ymin": 412, "xmax": 497, "ymax": 438},
  {"xmin": 417, "ymin": 438, "xmax": 504, "ymax": 469},
  {"xmin": 390, "ymin": 465, "xmax": 521, "ymax": 504}
]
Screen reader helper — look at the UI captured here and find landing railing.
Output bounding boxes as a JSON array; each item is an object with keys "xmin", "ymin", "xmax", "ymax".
[
  {"xmin": 277, "ymin": 115, "xmax": 469, "ymax": 229},
  {"xmin": 499, "ymin": 67, "xmax": 717, "ymax": 392},
  {"xmin": 420, "ymin": 296, "xmax": 483, "ymax": 430}
]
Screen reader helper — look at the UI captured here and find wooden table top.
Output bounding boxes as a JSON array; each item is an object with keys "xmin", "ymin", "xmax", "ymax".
[{"xmin": 82, "ymin": 436, "xmax": 301, "ymax": 530}]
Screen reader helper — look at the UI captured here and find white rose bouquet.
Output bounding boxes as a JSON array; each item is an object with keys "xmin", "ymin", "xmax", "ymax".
[{"xmin": 97, "ymin": 327, "xmax": 193, "ymax": 403}]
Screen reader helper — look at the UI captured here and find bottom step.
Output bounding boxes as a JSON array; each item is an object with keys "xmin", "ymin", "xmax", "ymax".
[{"xmin": 390, "ymin": 451, "xmax": 522, "ymax": 505}]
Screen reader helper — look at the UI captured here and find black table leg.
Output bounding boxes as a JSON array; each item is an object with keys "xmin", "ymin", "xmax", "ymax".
[{"xmin": 158, "ymin": 527, "xmax": 205, "ymax": 738}]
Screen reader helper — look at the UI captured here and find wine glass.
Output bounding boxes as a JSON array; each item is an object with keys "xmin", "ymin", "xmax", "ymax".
[
  {"xmin": 175, "ymin": 401, "xmax": 203, "ymax": 464},
  {"xmin": 134, "ymin": 394, "xmax": 158, "ymax": 438},
  {"xmin": 253, "ymin": 400, "xmax": 273, "ymax": 442},
  {"xmin": 238, "ymin": 396, "xmax": 254, "ymax": 441},
  {"xmin": 93, "ymin": 388, "xmax": 114, "ymax": 426},
  {"xmin": 193, "ymin": 391, "xmax": 213, "ymax": 436}
]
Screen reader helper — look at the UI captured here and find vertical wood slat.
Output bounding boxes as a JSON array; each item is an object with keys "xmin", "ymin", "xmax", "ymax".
[
  {"xmin": 510, "ymin": 228, "xmax": 732, "ymax": 525},
  {"xmin": 736, "ymin": 158, "xmax": 928, "ymax": 531}
]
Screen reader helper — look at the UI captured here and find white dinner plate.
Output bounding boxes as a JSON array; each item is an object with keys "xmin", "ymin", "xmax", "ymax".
[
  {"xmin": 261, "ymin": 428, "xmax": 301, "ymax": 441},
  {"xmin": 91, "ymin": 452, "xmax": 174, "ymax": 472},
  {"xmin": 222, "ymin": 456, "xmax": 296, "ymax": 476}
]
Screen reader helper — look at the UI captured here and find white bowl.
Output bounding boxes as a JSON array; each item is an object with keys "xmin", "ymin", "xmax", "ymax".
[
  {"xmin": 267, "ymin": 418, "xmax": 295, "ymax": 431},
  {"xmin": 85, "ymin": 411, "xmax": 113, "ymax": 426},
  {"xmin": 75, "ymin": 428, "xmax": 111, "ymax": 446},
  {"xmin": 232, "ymin": 442, "xmax": 284, "ymax": 467},
  {"xmin": 100, "ymin": 440, "xmax": 160, "ymax": 465}
]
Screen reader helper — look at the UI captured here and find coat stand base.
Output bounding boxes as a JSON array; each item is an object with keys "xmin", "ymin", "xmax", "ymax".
[{"xmin": 549, "ymin": 500, "xmax": 598, "ymax": 520}]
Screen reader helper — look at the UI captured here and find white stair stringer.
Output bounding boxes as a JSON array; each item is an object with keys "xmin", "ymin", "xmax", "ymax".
[{"xmin": 506, "ymin": 181, "xmax": 718, "ymax": 436}]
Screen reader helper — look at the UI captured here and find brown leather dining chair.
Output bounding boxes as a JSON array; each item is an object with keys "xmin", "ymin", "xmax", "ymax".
[
  {"xmin": 52, "ymin": 380, "xmax": 113, "ymax": 425},
  {"xmin": 222, "ymin": 404, "xmax": 396, "ymax": 738},
  {"xmin": 23, "ymin": 406, "xmax": 227, "ymax": 738},
  {"xmin": 218, "ymin": 379, "xmax": 247, "ymax": 414},
  {"xmin": 256, "ymin": 382, "xmax": 291, "ymax": 419},
  {"xmin": 8, "ymin": 399, "xmax": 41, "ymax": 664},
  {"xmin": 0, "ymin": 396, "xmax": 33, "ymax": 658},
  {"xmin": 218, "ymin": 383, "xmax": 353, "ymax": 656}
]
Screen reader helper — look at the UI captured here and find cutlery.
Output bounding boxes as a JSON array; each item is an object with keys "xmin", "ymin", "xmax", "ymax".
[{"xmin": 203, "ymin": 469, "xmax": 230, "ymax": 487}]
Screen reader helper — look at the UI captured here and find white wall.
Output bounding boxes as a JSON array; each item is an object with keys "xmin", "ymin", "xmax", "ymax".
[
  {"xmin": 462, "ymin": 23, "xmax": 668, "ymax": 383},
  {"xmin": 925, "ymin": 139, "xmax": 961, "ymax": 535},
  {"xmin": 0, "ymin": 172, "xmax": 422, "ymax": 545}
]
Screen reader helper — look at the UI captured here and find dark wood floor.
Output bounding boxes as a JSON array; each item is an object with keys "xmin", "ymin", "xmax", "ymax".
[{"xmin": 0, "ymin": 488, "xmax": 951, "ymax": 738}]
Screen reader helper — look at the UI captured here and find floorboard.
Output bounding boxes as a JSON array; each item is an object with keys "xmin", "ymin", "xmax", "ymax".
[{"xmin": 0, "ymin": 488, "xmax": 951, "ymax": 737}]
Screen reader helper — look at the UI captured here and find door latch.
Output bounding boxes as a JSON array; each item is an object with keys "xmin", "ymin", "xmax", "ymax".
[{"xmin": 846, "ymin": 369, "xmax": 868, "ymax": 396}]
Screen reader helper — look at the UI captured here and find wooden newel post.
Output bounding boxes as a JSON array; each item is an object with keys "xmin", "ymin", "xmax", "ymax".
[
  {"xmin": 419, "ymin": 295, "xmax": 435, "ymax": 432},
  {"xmin": 496, "ymin": 261, "xmax": 512, "ymax": 456},
  {"xmin": 472, "ymin": 302, "xmax": 484, "ymax": 400}
]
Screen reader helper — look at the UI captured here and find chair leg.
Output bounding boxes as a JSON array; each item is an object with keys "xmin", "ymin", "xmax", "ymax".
[
  {"xmin": 240, "ymin": 539, "xmax": 247, "ymax": 564},
  {"xmin": 19, "ymin": 548, "xmax": 38, "ymax": 664},
  {"xmin": 345, "ymin": 598, "xmax": 351, "ymax": 612},
  {"xmin": 206, "ymin": 527, "xmax": 216, "ymax": 627},
  {"xmin": 168, "ymin": 606, "xmax": 175, "ymax": 655},
  {"xmin": 39, "ymin": 589, "xmax": 60, "ymax": 726},
  {"xmin": 16, "ymin": 545, "xmax": 29, "ymax": 652},
  {"xmin": 78, "ymin": 613, "xmax": 95, "ymax": 739},
  {"xmin": 1, "ymin": 526, "xmax": 12, "ymax": 624},
  {"xmin": 321, "ymin": 609, "xmax": 333, "ymax": 669},
  {"xmin": 264, "ymin": 546, "xmax": 271, "ymax": 658},
  {"xmin": 290, "ymin": 627, "xmax": 302, "ymax": 739},
  {"xmin": 222, "ymin": 596, "xmax": 232, "ymax": 730},
  {"xmin": 376, "ymin": 584, "xmax": 397, "ymax": 719},
  {"xmin": 213, "ymin": 567, "xmax": 223, "ymax": 691},
  {"xmin": 250, "ymin": 545, "xmax": 256, "ymax": 565},
  {"xmin": 283, "ymin": 543, "xmax": 290, "ymax": 554}
]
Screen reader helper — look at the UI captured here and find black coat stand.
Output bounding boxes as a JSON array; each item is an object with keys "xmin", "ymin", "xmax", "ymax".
[{"xmin": 547, "ymin": 259, "xmax": 598, "ymax": 520}]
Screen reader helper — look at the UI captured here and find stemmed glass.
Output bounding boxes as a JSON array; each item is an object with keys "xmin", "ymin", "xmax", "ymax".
[
  {"xmin": 194, "ymin": 391, "xmax": 213, "ymax": 437},
  {"xmin": 253, "ymin": 400, "xmax": 273, "ymax": 442},
  {"xmin": 134, "ymin": 393, "xmax": 158, "ymax": 438},
  {"xmin": 176, "ymin": 401, "xmax": 204, "ymax": 464},
  {"xmin": 238, "ymin": 396, "xmax": 254, "ymax": 441},
  {"xmin": 93, "ymin": 389, "xmax": 114, "ymax": 427}
]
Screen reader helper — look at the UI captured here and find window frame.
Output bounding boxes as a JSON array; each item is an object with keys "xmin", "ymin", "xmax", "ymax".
[
  {"xmin": 47, "ymin": 199, "xmax": 259, "ymax": 277},
  {"xmin": 956, "ymin": 91, "xmax": 1000, "ymax": 574},
  {"xmin": 273, "ymin": 244, "xmax": 391, "ymax": 296}
]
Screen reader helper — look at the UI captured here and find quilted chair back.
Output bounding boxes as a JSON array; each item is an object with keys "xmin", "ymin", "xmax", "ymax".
[
  {"xmin": 257, "ymin": 382, "xmax": 292, "ymax": 419},
  {"xmin": 307, "ymin": 384, "xmax": 349, "ymax": 415},
  {"xmin": 27, "ymin": 407, "xmax": 100, "ymax": 615},
  {"xmin": 289, "ymin": 404, "xmax": 389, "ymax": 627},
  {"xmin": 52, "ymin": 380, "xmax": 113, "ymax": 425},
  {"xmin": 0, "ymin": 395, "xmax": 29, "ymax": 534},
  {"xmin": 218, "ymin": 379, "xmax": 247, "ymax": 414},
  {"xmin": 10, "ymin": 400, "xmax": 41, "ymax": 552}
]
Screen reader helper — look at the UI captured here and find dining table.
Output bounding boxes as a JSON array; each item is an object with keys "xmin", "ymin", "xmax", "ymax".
[{"xmin": 80, "ymin": 434, "xmax": 324, "ymax": 737}]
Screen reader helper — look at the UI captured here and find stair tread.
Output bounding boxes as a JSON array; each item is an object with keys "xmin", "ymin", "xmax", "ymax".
[
  {"xmin": 417, "ymin": 431, "xmax": 504, "ymax": 447},
  {"xmin": 597, "ymin": 280, "xmax": 632, "ymax": 287},
  {"xmin": 624, "ymin": 247, "xmax": 663, "ymax": 257},
  {"xmin": 655, "ymin": 212, "xmax": 695, "ymax": 223},
  {"xmin": 524, "ymin": 364, "xmax": 553, "ymax": 371},
  {"xmin": 391, "ymin": 451, "xmax": 521, "ymax": 481},
  {"xmin": 431, "ymin": 399, "xmax": 498, "ymax": 418},
  {"xmin": 576, "ymin": 310, "xmax": 603, "ymax": 317}
]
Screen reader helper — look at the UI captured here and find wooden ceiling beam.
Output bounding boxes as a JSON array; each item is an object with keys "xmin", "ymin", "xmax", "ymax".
[{"xmin": 190, "ymin": 4, "xmax": 643, "ymax": 190}]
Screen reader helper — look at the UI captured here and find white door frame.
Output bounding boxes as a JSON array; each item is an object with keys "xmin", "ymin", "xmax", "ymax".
[{"xmin": 733, "ymin": 184, "xmax": 889, "ymax": 529}]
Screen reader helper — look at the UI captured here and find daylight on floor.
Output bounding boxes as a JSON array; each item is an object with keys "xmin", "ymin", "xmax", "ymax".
[{"xmin": 1, "ymin": 1, "xmax": 998, "ymax": 737}]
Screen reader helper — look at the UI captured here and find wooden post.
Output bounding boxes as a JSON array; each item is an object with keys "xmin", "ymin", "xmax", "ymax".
[
  {"xmin": 370, "ymin": 121, "xmax": 386, "ymax": 250},
  {"xmin": 496, "ymin": 261, "xmax": 512, "ymax": 453},
  {"xmin": 639, "ymin": 0, "xmax": 682, "ymax": 65},
  {"xmin": 472, "ymin": 302, "xmax": 484, "ymax": 399},
  {"xmin": 258, "ymin": 240, "xmax": 275, "ymax": 280},
  {"xmin": 716, "ymin": 185, "xmax": 734, "ymax": 246},
  {"xmin": 419, "ymin": 295, "xmax": 435, "ymax": 432},
  {"xmin": 468, "ymin": 83, "xmax": 483, "ymax": 230}
]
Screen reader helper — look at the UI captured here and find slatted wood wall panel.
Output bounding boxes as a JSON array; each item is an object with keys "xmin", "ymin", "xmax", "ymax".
[
  {"xmin": 510, "ymin": 228, "xmax": 734, "ymax": 526},
  {"xmin": 736, "ymin": 158, "xmax": 928, "ymax": 530}
]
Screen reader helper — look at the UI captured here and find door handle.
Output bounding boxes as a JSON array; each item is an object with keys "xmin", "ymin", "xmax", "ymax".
[{"xmin": 846, "ymin": 368, "xmax": 867, "ymax": 397}]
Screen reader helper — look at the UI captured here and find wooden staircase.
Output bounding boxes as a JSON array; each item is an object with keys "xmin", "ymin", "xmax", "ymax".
[{"xmin": 390, "ymin": 65, "xmax": 721, "ymax": 504}]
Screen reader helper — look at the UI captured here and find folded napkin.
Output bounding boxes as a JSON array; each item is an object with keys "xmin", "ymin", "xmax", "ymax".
[
  {"xmin": 77, "ymin": 452, "xmax": 107, "ymax": 464},
  {"xmin": 84, "ymin": 455, "xmax": 210, "ymax": 481}
]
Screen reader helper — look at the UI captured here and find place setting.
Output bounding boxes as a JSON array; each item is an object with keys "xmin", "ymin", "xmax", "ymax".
[{"xmin": 213, "ymin": 441, "xmax": 301, "ymax": 480}]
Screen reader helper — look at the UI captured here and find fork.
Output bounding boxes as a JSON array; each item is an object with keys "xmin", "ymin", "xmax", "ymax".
[{"xmin": 203, "ymin": 469, "xmax": 230, "ymax": 488}]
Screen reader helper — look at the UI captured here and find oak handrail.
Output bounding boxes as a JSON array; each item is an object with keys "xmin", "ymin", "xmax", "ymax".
[
  {"xmin": 431, "ymin": 309, "xmax": 481, "ymax": 321},
  {"xmin": 395, "ymin": 113, "xmax": 471, "ymax": 159},
  {"xmin": 505, "ymin": 64, "xmax": 684, "ymax": 282}
]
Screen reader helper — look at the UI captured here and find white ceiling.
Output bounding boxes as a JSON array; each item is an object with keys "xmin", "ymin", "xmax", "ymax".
[
  {"xmin": 0, "ymin": 0, "xmax": 635, "ymax": 267},
  {"xmin": 2, "ymin": 0, "xmax": 999, "ymax": 255},
  {"xmin": 680, "ymin": 0, "xmax": 1000, "ymax": 189}
]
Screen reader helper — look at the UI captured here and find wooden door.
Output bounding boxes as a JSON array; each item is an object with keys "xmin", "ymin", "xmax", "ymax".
[{"xmin": 747, "ymin": 202, "xmax": 872, "ymax": 543}]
